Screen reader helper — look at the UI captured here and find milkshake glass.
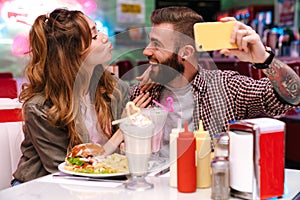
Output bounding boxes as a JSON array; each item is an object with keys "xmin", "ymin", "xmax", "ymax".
[
  {"xmin": 141, "ymin": 107, "xmax": 168, "ymax": 166},
  {"xmin": 120, "ymin": 118, "xmax": 154, "ymax": 190}
]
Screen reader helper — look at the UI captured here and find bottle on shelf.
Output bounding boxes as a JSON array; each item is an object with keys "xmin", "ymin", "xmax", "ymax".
[
  {"xmin": 194, "ymin": 120, "xmax": 211, "ymax": 188},
  {"xmin": 177, "ymin": 121, "xmax": 196, "ymax": 193}
]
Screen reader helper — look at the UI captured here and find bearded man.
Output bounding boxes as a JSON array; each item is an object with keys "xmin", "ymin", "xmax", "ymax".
[{"xmin": 130, "ymin": 6, "xmax": 300, "ymax": 156}]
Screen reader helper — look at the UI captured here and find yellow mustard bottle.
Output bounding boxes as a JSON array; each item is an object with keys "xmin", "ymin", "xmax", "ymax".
[{"xmin": 194, "ymin": 120, "xmax": 211, "ymax": 188}]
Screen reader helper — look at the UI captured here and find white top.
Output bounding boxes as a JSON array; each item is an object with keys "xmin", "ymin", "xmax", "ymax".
[{"xmin": 81, "ymin": 94, "xmax": 108, "ymax": 145}]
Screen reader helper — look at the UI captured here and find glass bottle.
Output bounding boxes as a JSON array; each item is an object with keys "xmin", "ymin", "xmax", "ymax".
[
  {"xmin": 211, "ymin": 132, "xmax": 230, "ymax": 200},
  {"xmin": 211, "ymin": 157, "xmax": 230, "ymax": 200}
]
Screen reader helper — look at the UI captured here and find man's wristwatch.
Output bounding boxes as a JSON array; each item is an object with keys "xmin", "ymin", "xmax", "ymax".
[{"xmin": 253, "ymin": 47, "xmax": 275, "ymax": 69}]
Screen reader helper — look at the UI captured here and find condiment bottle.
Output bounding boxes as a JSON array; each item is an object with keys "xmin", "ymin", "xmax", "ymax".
[
  {"xmin": 211, "ymin": 157, "xmax": 230, "ymax": 200},
  {"xmin": 211, "ymin": 133, "xmax": 230, "ymax": 200},
  {"xmin": 177, "ymin": 122, "xmax": 196, "ymax": 193},
  {"xmin": 169, "ymin": 119, "xmax": 182, "ymax": 188},
  {"xmin": 194, "ymin": 120, "xmax": 211, "ymax": 188}
]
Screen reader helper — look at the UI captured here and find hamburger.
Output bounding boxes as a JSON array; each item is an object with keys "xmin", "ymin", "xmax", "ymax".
[{"xmin": 64, "ymin": 143, "xmax": 128, "ymax": 174}]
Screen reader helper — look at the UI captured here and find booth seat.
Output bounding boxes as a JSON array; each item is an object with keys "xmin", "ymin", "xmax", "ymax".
[
  {"xmin": 278, "ymin": 110, "xmax": 300, "ymax": 170},
  {"xmin": 0, "ymin": 98, "xmax": 23, "ymax": 190},
  {"xmin": 0, "ymin": 79, "xmax": 18, "ymax": 99},
  {"xmin": 0, "ymin": 72, "xmax": 13, "ymax": 79},
  {"xmin": 115, "ymin": 60, "xmax": 135, "ymax": 82}
]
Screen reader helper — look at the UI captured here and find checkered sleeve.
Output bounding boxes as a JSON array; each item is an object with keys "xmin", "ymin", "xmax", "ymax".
[
  {"xmin": 130, "ymin": 83, "xmax": 141, "ymax": 101},
  {"xmin": 226, "ymin": 72, "xmax": 293, "ymax": 118}
]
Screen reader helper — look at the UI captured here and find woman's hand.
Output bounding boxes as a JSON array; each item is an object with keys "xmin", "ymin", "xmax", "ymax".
[
  {"xmin": 132, "ymin": 92, "xmax": 152, "ymax": 108},
  {"xmin": 119, "ymin": 142, "xmax": 125, "ymax": 155},
  {"xmin": 219, "ymin": 17, "xmax": 269, "ymax": 64},
  {"xmin": 103, "ymin": 129, "xmax": 124, "ymax": 155}
]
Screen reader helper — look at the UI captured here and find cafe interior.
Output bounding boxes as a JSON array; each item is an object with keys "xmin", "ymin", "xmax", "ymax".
[{"xmin": 0, "ymin": 0, "xmax": 300, "ymax": 199}]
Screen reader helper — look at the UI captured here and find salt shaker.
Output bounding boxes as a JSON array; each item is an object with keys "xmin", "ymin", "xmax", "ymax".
[
  {"xmin": 211, "ymin": 157, "xmax": 230, "ymax": 200},
  {"xmin": 211, "ymin": 133, "xmax": 230, "ymax": 200}
]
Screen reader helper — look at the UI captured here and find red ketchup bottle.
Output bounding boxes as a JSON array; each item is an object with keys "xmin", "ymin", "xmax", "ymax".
[{"xmin": 177, "ymin": 122, "xmax": 197, "ymax": 193}]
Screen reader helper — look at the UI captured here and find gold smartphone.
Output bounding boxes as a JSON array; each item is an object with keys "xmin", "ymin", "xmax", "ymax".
[{"xmin": 193, "ymin": 21, "xmax": 238, "ymax": 52}]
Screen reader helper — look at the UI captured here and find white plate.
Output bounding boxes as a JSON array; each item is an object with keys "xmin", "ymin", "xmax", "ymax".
[{"xmin": 58, "ymin": 162, "xmax": 129, "ymax": 178}]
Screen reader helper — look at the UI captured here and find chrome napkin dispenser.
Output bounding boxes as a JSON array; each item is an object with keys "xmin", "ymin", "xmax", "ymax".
[{"xmin": 228, "ymin": 118, "xmax": 285, "ymax": 199}]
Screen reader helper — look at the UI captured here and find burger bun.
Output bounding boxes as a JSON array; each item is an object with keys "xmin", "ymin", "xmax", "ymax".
[{"xmin": 66, "ymin": 143, "xmax": 105, "ymax": 159}]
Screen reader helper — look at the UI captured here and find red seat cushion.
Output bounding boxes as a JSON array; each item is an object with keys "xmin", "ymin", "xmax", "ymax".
[
  {"xmin": 0, "ymin": 79, "xmax": 18, "ymax": 98},
  {"xmin": 0, "ymin": 72, "xmax": 13, "ymax": 79},
  {"xmin": 0, "ymin": 109, "xmax": 22, "ymax": 122}
]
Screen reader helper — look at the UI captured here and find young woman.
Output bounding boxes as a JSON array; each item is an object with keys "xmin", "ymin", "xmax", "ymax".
[{"xmin": 12, "ymin": 8, "xmax": 130, "ymax": 185}]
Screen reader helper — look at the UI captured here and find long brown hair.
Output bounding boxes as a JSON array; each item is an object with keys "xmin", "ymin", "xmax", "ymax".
[{"xmin": 20, "ymin": 8, "xmax": 120, "ymax": 149}]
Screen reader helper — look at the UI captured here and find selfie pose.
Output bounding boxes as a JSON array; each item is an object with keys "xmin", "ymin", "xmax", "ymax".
[{"xmin": 131, "ymin": 6, "xmax": 300, "ymax": 156}]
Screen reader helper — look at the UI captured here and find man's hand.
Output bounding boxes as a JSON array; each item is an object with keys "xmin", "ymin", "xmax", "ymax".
[{"xmin": 219, "ymin": 17, "xmax": 269, "ymax": 64}]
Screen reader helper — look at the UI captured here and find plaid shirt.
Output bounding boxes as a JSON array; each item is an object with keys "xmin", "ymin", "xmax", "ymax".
[{"xmin": 130, "ymin": 68, "xmax": 293, "ymax": 147}]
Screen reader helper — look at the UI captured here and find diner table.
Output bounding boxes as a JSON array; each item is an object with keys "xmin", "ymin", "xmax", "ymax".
[{"xmin": 0, "ymin": 168, "xmax": 299, "ymax": 200}]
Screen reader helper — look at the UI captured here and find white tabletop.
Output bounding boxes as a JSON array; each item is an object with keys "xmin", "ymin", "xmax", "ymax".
[{"xmin": 0, "ymin": 169, "xmax": 299, "ymax": 200}]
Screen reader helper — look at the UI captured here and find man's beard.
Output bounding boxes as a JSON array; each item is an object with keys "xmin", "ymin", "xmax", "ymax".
[{"xmin": 150, "ymin": 53, "xmax": 184, "ymax": 85}]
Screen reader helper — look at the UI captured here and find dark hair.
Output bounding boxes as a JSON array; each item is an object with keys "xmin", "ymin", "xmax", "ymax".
[{"xmin": 150, "ymin": 6, "xmax": 204, "ymax": 42}]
